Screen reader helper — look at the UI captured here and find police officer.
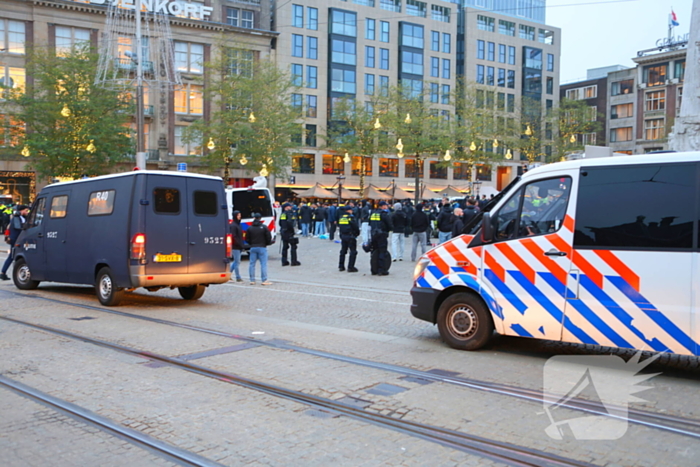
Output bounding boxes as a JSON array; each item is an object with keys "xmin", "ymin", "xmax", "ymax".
[
  {"xmin": 338, "ymin": 204, "xmax": 359, "ymax": 273},
  {"xmin": 369, "ymin": 200, "xmax": 393, "ymax": 276},
  {"xmin": 279, "ymin": 203, "xmax": 301, "ymax": 266}
]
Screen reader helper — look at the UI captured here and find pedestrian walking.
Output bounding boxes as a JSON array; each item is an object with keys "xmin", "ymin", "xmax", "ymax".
[
  {"xmin": 280, "ymin": 203, "xmax": 301, "ymax": 266},
  {"xmin": 229, "ymin": 210, "xmax": 244, "ymax": 282},
  {"xmin": 411, "ymin": 202, "xmax": 429, "ymax": 262},
  {"xmin": 337, "ymin": 204, "xmax": 359, "ymax": 272},
  {"xmin": 299, "ymin": 203, "xmax": 312, "ymax": 237},
  {"xmin": 369, "ymin": 200, "xmax": 393, "ymax": 276},
  {"xmin": 246, "ymin": 213, "xmax": 272, "ymax": 285},
  {"xmin": 0, "ymin": 204, "xmax": 29, "ymax": 281},
  {"xmin": 390, "ymin": 202, "xmax": 406, "ymax": 261}
]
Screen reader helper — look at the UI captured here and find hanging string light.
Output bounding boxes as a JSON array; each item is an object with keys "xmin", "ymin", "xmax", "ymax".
[
  {"xmin": 469, "ymin": 141, "xmax": 477, "ymax": 151},
  {"xmin": 373, "ymin": 118, "xmax": 382, "ymax": 129},
  {"xmin": 248, "ymin": 112, "xmax": 256, "ymax": 123},
  {"xmin": 259, "ymin": 164, "xmax": 269, "ymax": 177},
  {"xmin": 86, "ymin": 140, "xmax": 96, "ymax": 153},
  {"xmin": 343, "ymin": 152, "xmax": 351, "ymax": 163},
  {"xmin": 505, "ymin": 148, "xmax": 513, "ymax": 160},
  {"xmin": 206, "ymin": 138, "xmax": 215, "ymax": 150},
  {"xmin": 404, "ymin": 113, "xmax": 412, "ymax": 124},
  {"xmin": 21, "ymin": 146, "xmax": 30, "ymax": 157},
  {"xmin": 443, "ymin": 150, "xmax": 451, "ymax": 162},
  {"xmin": 60, "ymin": 105, "xmax": 71, "ymax": 117},
  {"xmin": 239, "ymin": 155, "xmax": 248, "ymax": 165}
]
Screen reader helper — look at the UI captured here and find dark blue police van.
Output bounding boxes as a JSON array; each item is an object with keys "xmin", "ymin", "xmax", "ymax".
[{"xmin": 12, "ymin": 171, "xmax": 231, "ymax": 305}]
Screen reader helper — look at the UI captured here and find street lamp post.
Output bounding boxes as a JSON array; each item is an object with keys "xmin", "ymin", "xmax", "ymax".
[{"xmin": 336, "ymin": 175, "xmax": 345, "ymax": 204}]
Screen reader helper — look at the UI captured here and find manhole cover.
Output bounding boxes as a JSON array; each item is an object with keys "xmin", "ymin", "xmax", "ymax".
[{"xmin": 365, "ymin": 383, "xmax": 408, "ymax": 396}]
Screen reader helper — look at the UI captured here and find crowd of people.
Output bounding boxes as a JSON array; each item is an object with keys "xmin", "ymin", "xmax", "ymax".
[{"xmin": 230, "ymin": 194, "xmax": 495, "ymax": 282}]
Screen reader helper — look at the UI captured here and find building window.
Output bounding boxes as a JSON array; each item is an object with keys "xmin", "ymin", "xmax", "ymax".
[
  {"xmin": 226, "ymin": 49, "xmax": 254, "ymax": 78},
  {"xmin": 306, "ymin": 65, "xmax": 317, "ymax": 88},
  {"xmin": 405, "ymin": 159, "xmax": 423, "ymax": 178},
  {"xmin": 486, "ymin": 66, "xmax": 494, "ymax": 86},
  {"xmin": 401, "ymin": 51, "xmax": 423, "ymax": 75},
  {"xmin": 291, "ymin": 64, "xmax": 303, "ymax": 86},
  {"xmin": 380, "ymin": 48, "xmax": 389, "ymax": 70},
  {"xmin": 582, "ymin": 133, "xmax": 596, "ymax": 145},
  {"xmin": 292, "ymin": 154, "xmax": 315, "ymax": 174},
  {"xmin": 0, "ymin": 66, "xmax": 25, "ymax": 99},
  {"xmin": 308, "ymin": 37, "xmax": 318, "ymax": 59},
  {"xmin": 292, "ymin": 34, "xmax": 303, "ymax": 57},
  {"xmin": 441, "ymin": 84, "xmax": 450, "ymax": 104},
  {"xmin": 431, "ymin": 5, "xmax": 450, "ymax": 22},
  {"xmin": 645, "ymin": 90, "xmax": 665, "ymax": 111},
  {"xmin": 519, "ymin": 25, "xmax": 535, "ymax": 40},
  {"xmin": 508, "ymin": 46, "xmax": 516, "ymax": 65},
  {"xmin": 643, "ymin": 64, "xmax": 667, "ymax": 86},
  {"xmin": 507, "ymin": 94, "xmax": 515, "ymax": 112},
  {"xmin": 476, "ymin": 65, "xmax": 484, "ymax": 84},
  {"xmin": 547, "ymin": 54, "xmax": 554, "ymax": 72},
  {"xmin": 476, "ymin": 164, "xmax": 491, "ymax": 181},
  {"xmin": 366, "ymin": 19, "xmax": 375, "ymax": 40},
  {"xmin": 331, "ymin": 38, "xmax": 356, "ymax": 65},
  {"xmin": 546, "ymin": 99, "xmax": 553, "ymax": 115},
  {"xmin": 226, "ymin": 8, "xmax": 253, "ymax": 28},
  {"xmin": 307, "ymin": 95, "xmax": 317, "ymax": 117},
  {"xmin": 174, "ymin": 126, "xmax": 199, "ymax": 156},
  {"xmin": 174, "ymin": 42, "xmax": 203, "ymax": 74},
  {"xmin": 442, "ymin": 59, "xmax": 450, "ymax": 79},
  {"xmin": 538, "ymin": 29, "xmax": 554, "ymax": 44},
  {"xmin": 611, "ymin": 79, "xmax": 634, "ymax": 95},
  {"xmin": 476, "ymin": 40, "xmax": 485, "ymax": 60},
  {"xmin": 365, "ymin": 74, "xmax": 375, "ymax": 95},
  {"xmin": 322, "ymin": 154, "xmax": 345, "ymax": 174},
  {"xmin": 611, "ymin": 103, "xmax": 633, "ymax": 119},
  {"xmin": 586, "ymin": 105, "xmax": 597, "ymax": 122},
  {"xmin": 523, "ymin": 47, "xmax": 542, "ymax": 69},
  {"xmin": 365, "ymin": 46, "xmax": 375, "ymax": 67},
  {"xmin": 644, "ymin": 118, "xmax": 664, "ymax": 141},
  {"xmin": 402, "ymin": 23, "xmax": 424, "ymax": 48},
  {"xmin": 307, "ymin": 7, "xmax": 318, "ymax": 29},
  {"xmin": 380, "ymin": 76, "xmax": 389, "ymax": 95},
  {"xmin": 55, "ymin": 26, "xmax": 90, "ymax": 57},
  {"xmin": 498, "ymin": 19, "xmax": 515, "ymax": 36},
  {"xmin": 305, "ymin": 124, "xmax": 317, "ymax": 147},
  {"xmin": 380, "ymin": 0, "xmax": 401, "ymax": 13},
  {"xmin": 609, "ymin": 127, "xmax": 633, "ymax": 142},
  {"xmin": 487, "ymin": 42, "xmax": 495, "ymax": 61},
  {"xmin": 291, "ymin": 93, "xmax": 303, "ymax": 110},
  {"xmin": 1, "ymin": 20, "xmax": 25, "ymax": 55},
  {"xmin": 429, "ymin": 161, "xmax": 447, "ymax": 179},
  {"xmin": 497, "ymin": 68, "xmax": 505, "ymax": 87},
  {"xmin": 498, "ymin": 44, "xmax": 506, "ymax": 63},
  {"xmin": 677, "ymin": 87, "xmax": 683, "ymax": 115},
  {"xmin": 443, "ymin": 34, "xmax": 451, "ymax": 55},
  {"xmin": 380, "ymin": 21, "xmax": 390, "ymax": 42},
  {"xmin": 453, "ymin": 162, "xmax": 470, "ymax": 180},
  {"xmin": 331, "ymin": 68, "xmax": 356, "ymax": 94},
  {"xmin": 546, "ymin": 76, "xmax": 553, "ymax": 94},
  {"xmin": 406, "ymin": 0, "xmax": 427, "ymax": 18},
  {"xmin": 675, "ymin": 60, "xmax": 685, "ymax": 81},
  {"xmin": 401, "ymin": 78, "xmax": 422, "ymax": 98},
  {"xmin": 352, "ymin": 156, "xmax": 373, "ymax": 176},
  {"xmin": 430, "ymin": 57, "xmax": 439, "ymax": 77},
  {"xmin": 379, "ymin": 158, "xmax": 398, "ymax": 176},
  {"xmin": 353, "ymin": 0, "xmax": 375, "ymax": 6},
  {"xmin": 432, "ymin": 31, "xmax": 440, "ymax": 51},
  {"xmin": 331, "ymin": 10, "xmax": 357, "ymax": 37},
  {"xmin": 430, "ymin": 82, "xmax": 439, "ymax": 103},
  {"xmin": 292, "ymin": 5, "xmax": 304, "ymax": 27},
  {"xmin": 174, "ymin": 84, "xmax": 202, "ymax": 114},
  {"xmin": 477, "ymin": 15, "xmax": 495, "ymax": 32}
]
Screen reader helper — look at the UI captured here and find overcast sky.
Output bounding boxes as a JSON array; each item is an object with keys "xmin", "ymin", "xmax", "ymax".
[{"xmin": 546, "ymin": 0, "xmax": 694, "ymax": 83}]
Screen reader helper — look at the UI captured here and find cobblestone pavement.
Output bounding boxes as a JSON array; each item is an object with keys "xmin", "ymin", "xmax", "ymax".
[{"xmin": 1, "ymin": 236, "xmax": 699, "ymax": 466}]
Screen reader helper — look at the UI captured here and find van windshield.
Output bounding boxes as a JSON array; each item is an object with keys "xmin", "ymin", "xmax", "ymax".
[
  {"xmin": 232, "ymin": 190, "xmax": 273, "ymax": 219},
  {"xmin": 463, "ymin": 176, "xmax": 521, "ymax": 234}
]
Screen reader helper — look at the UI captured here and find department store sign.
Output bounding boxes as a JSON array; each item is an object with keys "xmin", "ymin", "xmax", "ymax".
[
  {"xmin": 88, "ymin": 0, "xmax": 213, "ymax": 20},
  {"xmin": 655, "ymin": 33, "xmax": 689, "ymax": 49}
]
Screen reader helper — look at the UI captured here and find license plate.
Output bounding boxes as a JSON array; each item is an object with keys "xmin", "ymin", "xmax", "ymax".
[{"xmin": 153, "ymin": 253, "xmax": 182, "ymax": 263}]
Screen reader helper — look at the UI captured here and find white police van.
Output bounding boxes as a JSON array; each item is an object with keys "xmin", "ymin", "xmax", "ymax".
[
  {"xmin": 13, "ymin": 171, "xmax": 231, "ymax": 305},
  {"xmin": 411, "ymin": 151, "xmax": 700, "ymax": 356}
]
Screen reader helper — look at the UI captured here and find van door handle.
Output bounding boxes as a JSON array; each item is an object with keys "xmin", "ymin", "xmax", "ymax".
[
  {"xmin": 190, "ymin": 242, "xmax": 196, "ymax": 245},
  {"xmin": 37, "ymin": 233, "xmax": 43, "ymax": 238},
  {"xmin": 544, "ymin": 249, "xmax": 567, "ymax": 257}
]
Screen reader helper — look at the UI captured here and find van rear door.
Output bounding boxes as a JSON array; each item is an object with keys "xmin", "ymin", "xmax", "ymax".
[
  {"xmin": 144, "ymin": 175, "xmax": 189, "ymax": 274},
  {"xmin": 43, "ymin": 191, "xmax": 71, "ymax": 281},
  {"xmin": 187, "ymin": 178, "xmax": 226, "ymax": 274}
]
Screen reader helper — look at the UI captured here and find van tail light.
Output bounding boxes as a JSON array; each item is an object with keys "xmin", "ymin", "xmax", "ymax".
[
  {"xmin": 226, "ymin": 233, "xmax": 232, "ymax": 258},
  {"xmin": 131, "ymin": 233, "xmax": 146, "ymax": 263}
]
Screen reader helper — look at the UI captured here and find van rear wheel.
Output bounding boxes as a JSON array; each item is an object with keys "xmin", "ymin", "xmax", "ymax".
[
  {"xmin": 436, "ymin": 292, "xmax": 494, "ymax": 351},
  {"xmin": 13, "ymin": 259, "xmax": 40, "ymax": 290},
  {"xmin": 179, "ymin": 285, "xmax": 205, "ymax": 300},
  {"xmin": 95, "ymin": 267, "xmax": 124, "ymax": 306}
]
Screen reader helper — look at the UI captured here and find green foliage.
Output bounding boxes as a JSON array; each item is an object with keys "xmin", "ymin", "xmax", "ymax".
[
  {"xmin": 185, "ymin": 47, "xmax": 302, "ymax": 178},
  {"xmin": 7, "ymin": 44, "xmax": 133, "ymax": 180}
]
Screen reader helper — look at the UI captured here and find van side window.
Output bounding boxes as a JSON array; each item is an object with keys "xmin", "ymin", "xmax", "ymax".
[
  {"xmin": 50, "ymin": 195, "xmax": 68, "ymax": 218},
  {"xmin": 518, "ymin": 177, "xmax": 571, "ymax": 237},
  {"xmin": 193, "ymin": 191, "xmax": 217, "ymax": 216},
  {"xmin": 494, "ymin": 189, "xmax": 523, "ymax": 241},
  {"xmin": 28, "ymin": 198, "xmax": 46, "ymax": 228},
  {"xmin": 153, "ymin": 188, "xmax": 180, "ymax": 214},
  {"xmin": 88, "ymin": 190, "xmax": 116, "ymax": 216},
  {"xmin": 574, "ymin": 163, "xmax": 695, "ymax": 250}
]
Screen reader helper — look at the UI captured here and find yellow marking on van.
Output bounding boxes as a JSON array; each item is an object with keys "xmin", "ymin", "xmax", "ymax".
[{"xmin": 153, "ymin": 253, "xmax": 182, "ymax": 262}]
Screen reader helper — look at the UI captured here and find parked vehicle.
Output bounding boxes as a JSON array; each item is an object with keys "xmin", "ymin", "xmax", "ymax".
[
  {"xmin": 13, "ymin": 171, "xmax": 231, "ymax": 306},
  {"xmin": 411, "ymin": 151, "xmax": 700, "ymax": 356},
  {"xmin": 225, "ymin": 187, "xmax": 277, "ymax": 247}
]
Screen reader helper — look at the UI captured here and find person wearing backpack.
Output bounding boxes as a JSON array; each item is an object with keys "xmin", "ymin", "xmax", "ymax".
[{"xmin": 1, "ymin": 205, "xmax": 29, "ymax": 281}]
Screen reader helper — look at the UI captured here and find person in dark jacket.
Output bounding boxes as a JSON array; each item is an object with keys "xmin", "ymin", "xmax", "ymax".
[
  {"xmin": 451, "ymin": 208, "xmax": 464, "ymax": 239},
  {"xmin": 360, "ymin": 201, "xmax": 372, "ymax": 245},
  {"xmin": 0, "ymin": 204, "xmax": 29, "ymax": 280},
  {"xmin": 229, "ymin": 210, "xmax": 244, "ymax": 282},
  {"xmin": 410, "ymin": 203, "xmax": 429, "ymax": 262},
  {"xmin": 390, "ymin": 202, "xmax": 406, "ymax": 261},
  {"xmin": 246, "ymin": 213, "xmax": 272, "ymax": 285},
  {"xmin": 462, "ymin": 198, "xmax": 478, "ymax": 232},
  {"xmin": 338, "ymin": 204, "xmax": 359, "ymax": 272},
  {"xmin": 327, "ymin": 202, "xmax": 338, "ymax": 241},
  {"xmin": 314, "ymin": 204, "xmax": 326, "ymax": 236},
  {"xmin": 299, "ymin": 203, "xmax": 312, "ymax": 237},
  {"xmin": 436, "ymin": 204, "xmax": 454, "ymax": 244},
  {"xmin": 369, "ymin": 200, "xmax": 393, "ymax": 275},
  {"xmin": 280, "ymin": 203, "xmax": 301, "ymax": 266}
]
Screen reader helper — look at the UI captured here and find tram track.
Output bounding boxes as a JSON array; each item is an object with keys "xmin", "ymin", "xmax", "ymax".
[
  {"xmin": 1, "ymin": 314, "xmax": 596, "ymax": 467},
  {"xmin": 4, "ymin": 288, "xmax": 700, "ymax": 441}
]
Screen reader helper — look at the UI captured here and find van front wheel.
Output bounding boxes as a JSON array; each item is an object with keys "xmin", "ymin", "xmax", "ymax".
[
  {"xmin": 95, "ymin": 267, "xmax": 124, "ymax": 306},
  {"xmin": 13, "ymin": 259, "xmax": 40, "ymax": 290},
  {"xmin": 179, "ymin": 285, "xmax": 205, "ymax": 300},
  {"xmin": 436, "ymin": 292, "xmax": 494, "ymax": 351}
]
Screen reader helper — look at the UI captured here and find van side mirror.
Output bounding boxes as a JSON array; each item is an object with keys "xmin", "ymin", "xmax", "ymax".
[{"xmin": 481, "ymin": 212, "xmax": 494, "ymax": 243}]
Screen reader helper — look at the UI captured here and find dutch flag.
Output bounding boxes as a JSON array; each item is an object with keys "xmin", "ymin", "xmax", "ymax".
[{"xmin": 671, "ymin": 10, "xmax": 680, "ymax": 27}]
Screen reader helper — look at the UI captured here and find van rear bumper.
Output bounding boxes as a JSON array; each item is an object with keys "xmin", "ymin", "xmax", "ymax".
[
  {"xmin": 129, "ymin": 270, "xmax": 231, "ymax": 288},
  {"xmin": 410, "ymin": 286, "xmax": 440, "ymax": 324}
]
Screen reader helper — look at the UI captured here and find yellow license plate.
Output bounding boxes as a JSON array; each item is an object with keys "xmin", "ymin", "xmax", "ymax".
[{"xmin": 153, "ymin": 253, "xmax": 182, "ymax": 263}]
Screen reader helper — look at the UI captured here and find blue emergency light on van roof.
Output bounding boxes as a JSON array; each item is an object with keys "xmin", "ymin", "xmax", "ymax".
[{"xmin": 177, "ymin": 163, "xmax": 187, "ymax": 172}]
